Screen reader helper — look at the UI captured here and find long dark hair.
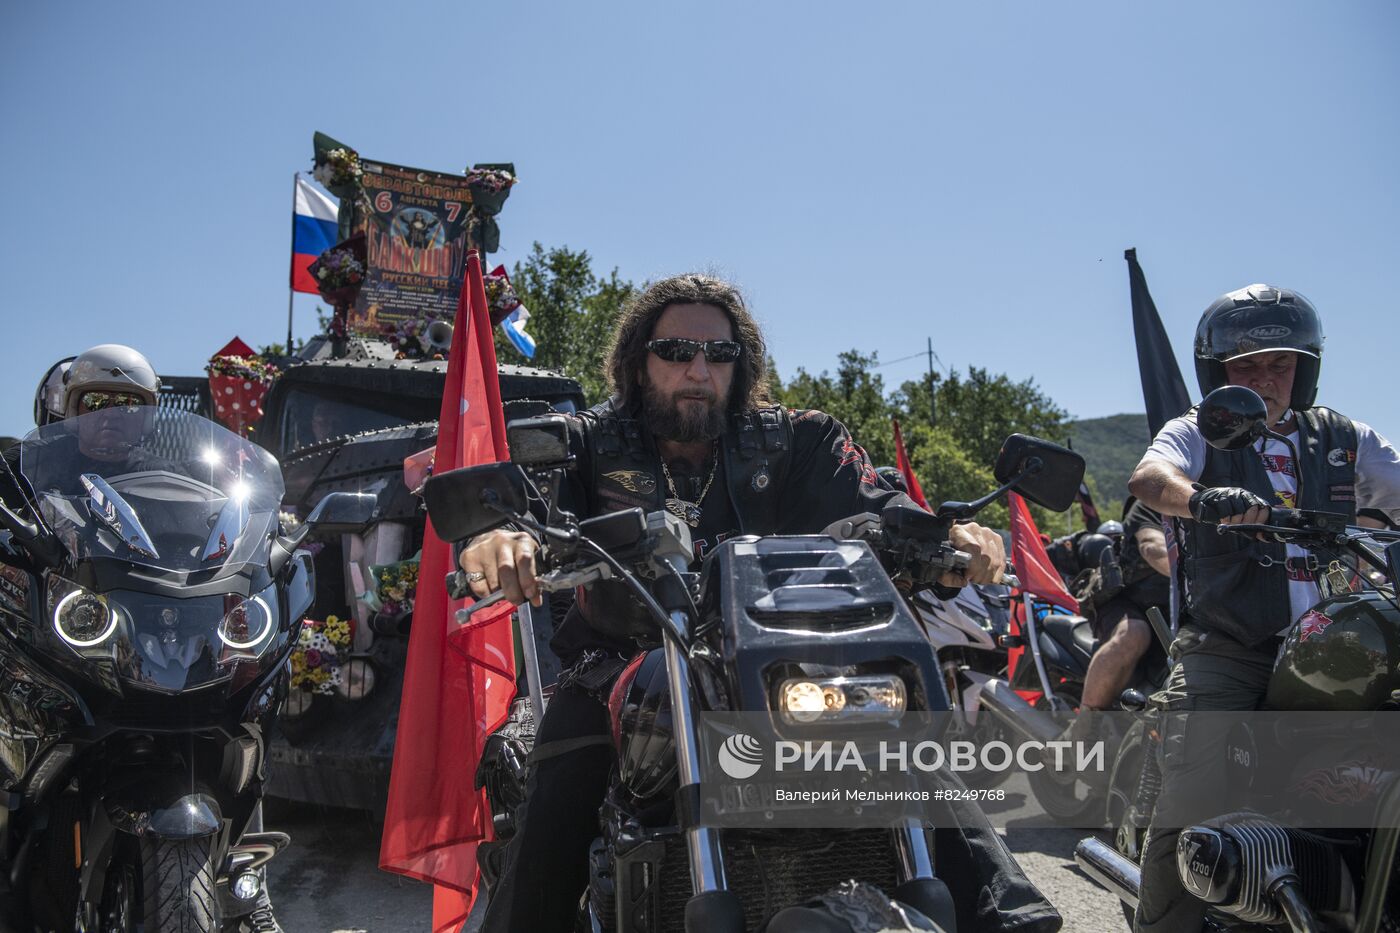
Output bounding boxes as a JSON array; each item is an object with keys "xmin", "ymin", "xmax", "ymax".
[{"xmin": 605, "ymin": 274, "xmax": 771, "ymax": 412}]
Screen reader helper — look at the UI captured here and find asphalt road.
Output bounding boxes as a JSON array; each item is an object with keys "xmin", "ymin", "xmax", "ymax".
[{"xmin": 264, "ymin": 799, "xmax": 1131, "ymax": 932}]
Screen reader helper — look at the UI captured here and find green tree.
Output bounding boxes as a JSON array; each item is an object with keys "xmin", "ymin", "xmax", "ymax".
[
  {"xmin": 893, "ymin": 367, "xmax": 1070, "ymax": 467},
  {"xmin": 778, "ymin": 350, "xmax": 895, "ymax": 465},
  {"xmin": 493, "ymin": 243, "xmax": 635, "ymax": 403}
]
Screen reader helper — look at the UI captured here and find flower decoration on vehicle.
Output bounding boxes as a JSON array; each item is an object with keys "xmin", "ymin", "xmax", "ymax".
[
  {"xmin": 484, "ymin": 269, "xmax": 522, "ymax": 320},
  {"xmin": 465, "ymin": 166, "xmax": 517, "ymax": 193},
  {"xmin": 311, "ymin": 246, "xmax": 364, "ymax": 291},
  {"xmin": 206, "ymin": 339, "xmax": 279, "ymax": 435},
  {"xmin": 377, "ymin": 309, "xmax": 447, "ymax": 361},
  {"xmin": 313, "ymin": 147, "xmax": 363, "ymax": 190},
  {"xmin": 371, "ymin": 556, "xmax": 421, "ymax": 618},
  {"xmin": 289, "ymin": 614, "xmax": 354, "ymax": 695}
]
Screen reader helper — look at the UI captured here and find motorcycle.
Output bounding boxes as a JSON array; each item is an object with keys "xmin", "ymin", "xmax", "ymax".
[
  {"xmin": 909, "ymin": 584, "xmax": 1017, "ymax": 790},
  {"xmin": 424, "ymin": 420, "xmax": 1085, "ymax": 933},
  {"xmin": 1075, "ymin": 385, "xmax": 1400, "ymax": 931},
  {"xmin": 0, "ymin": 409, "xmax": 360, "ymax": 931}
]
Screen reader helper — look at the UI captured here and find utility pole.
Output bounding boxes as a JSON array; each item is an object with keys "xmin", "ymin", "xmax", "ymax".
[{"xmin": 927, "ymin": 337, "xmax": 937, "ymax": 428}]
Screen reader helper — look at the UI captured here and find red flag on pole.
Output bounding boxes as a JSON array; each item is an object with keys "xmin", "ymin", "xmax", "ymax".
[
  {"xmin": 891, "ymin": 418, "xmax": 930, "ymax": 510},
  {"xmin": 379, "ymin": 251, "xmax": 517, "ymax": 931},
  {"xmin": 1006, "ymin": 492, "xmax": 1078, "ymax": 614}
]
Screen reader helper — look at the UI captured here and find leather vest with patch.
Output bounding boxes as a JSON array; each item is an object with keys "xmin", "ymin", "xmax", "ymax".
[
  {"xmin": 582, "ymin": 397, "xmax": 793, "ymax": 536},
  {"xmin": 1181, "ymin": 406, "xmax": 1357, "ymax": 647}
]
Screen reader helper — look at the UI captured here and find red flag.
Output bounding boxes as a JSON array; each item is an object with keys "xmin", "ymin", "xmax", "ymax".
[
  {"xmin": 891, "ymin": 419, "xmax": 930, "ymax": 510},
  {"xmin": 1006, "ymin": 492, "xmax": 1078, "ymax": 614},
  {"xmin": 379, "ymin": 251, "xmax": 517, "ymax": 931}
]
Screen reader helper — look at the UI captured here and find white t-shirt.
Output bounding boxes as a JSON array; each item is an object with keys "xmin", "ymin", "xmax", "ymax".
[{"xmin": 1141, "ymin": 411, "xmax": 1400, "ymax": 628}]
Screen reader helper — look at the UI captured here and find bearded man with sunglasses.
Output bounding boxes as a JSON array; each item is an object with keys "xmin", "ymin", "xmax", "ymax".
[{"xmin": 463, "ymin": 274, "xmax": 1062, "ymax": 933}]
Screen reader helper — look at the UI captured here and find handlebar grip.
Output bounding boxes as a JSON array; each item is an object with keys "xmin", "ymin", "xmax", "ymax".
[{"xmin": 455, "ymin": 589, "xmax": 509, "ymax": 624}]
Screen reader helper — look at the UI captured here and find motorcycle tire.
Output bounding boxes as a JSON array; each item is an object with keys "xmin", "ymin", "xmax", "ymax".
[
  {"xmin": 1025, "ymin": 691, "xmax": 1102, "ymax": 826},
  {"xmin": 140, "ymin": 835, "xmax": 221, "ymax": 932}
]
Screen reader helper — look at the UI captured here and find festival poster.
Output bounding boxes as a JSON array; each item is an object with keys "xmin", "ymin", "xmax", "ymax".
[{"xmin": 349, "ymin": 159, "xmax": 474, "ymax": 333}]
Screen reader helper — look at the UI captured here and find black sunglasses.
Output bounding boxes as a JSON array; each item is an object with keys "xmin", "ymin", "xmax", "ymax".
[{"xmin": 647, "ymin": 338, "xmax": 743, "ymax": 364}]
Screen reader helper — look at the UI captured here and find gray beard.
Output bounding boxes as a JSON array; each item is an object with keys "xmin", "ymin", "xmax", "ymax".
[{"xmin": 642, "ymin": 383, "xmax": 727, "ymax": 443}]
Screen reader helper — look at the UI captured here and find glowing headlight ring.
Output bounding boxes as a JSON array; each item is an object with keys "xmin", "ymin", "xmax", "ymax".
[
  {"xmin": 218, "ymin": 595, "xmax": 275, "ymax": 650},
  {"xmin": 53, "ymin": 589, "xmax": 119, "ymax": 648}
]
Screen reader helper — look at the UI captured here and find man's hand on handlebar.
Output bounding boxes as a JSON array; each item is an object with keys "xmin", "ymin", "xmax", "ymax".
[
  {"xmin": 458, "ymin": 529, "xmax": 543, "ymax": 607},
  {"xmin": 942, "ymin": 522, "xmax": 1006, "ymax": 588},
  {"xmin": 1189, "ymin": 485, "xmax": 1271, "ymax": 526}
]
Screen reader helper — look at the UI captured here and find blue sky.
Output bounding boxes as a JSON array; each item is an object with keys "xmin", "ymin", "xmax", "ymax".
[{"xmin": 2, "ymin": 1, "xmax": 1396, "ymax": 444}]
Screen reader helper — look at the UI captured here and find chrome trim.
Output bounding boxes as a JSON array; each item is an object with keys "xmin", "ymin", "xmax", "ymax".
[
  {"xmin": 893, "ymin": 819, "xmax": 935, "ymax": 881},
  {"xmin": 80, "ymin": 473, "xmax": 159, "ymax": 559},
  {"xmin": 201, "ymin": 493, "xmax": 249, "ymax": 562}
]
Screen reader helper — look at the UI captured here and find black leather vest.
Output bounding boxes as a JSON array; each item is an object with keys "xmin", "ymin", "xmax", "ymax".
[
  {"xmin": 582, "ymin": 397, "xmax": 793, "ymax": 535},
  {"xmin": 1180, "ymin": 407, "xmax": 1357, "ymax": 647}
]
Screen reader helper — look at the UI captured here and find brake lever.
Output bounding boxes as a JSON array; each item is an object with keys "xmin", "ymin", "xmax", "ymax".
[{"xmin": 452, "ymin": 563, "xmax": 614, "ymax": 625}]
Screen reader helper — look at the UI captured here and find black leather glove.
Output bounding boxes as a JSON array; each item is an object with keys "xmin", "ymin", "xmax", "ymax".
[{"xmin": 1188, "ymin": 485, "xmax": 1270, "ymax": 524}]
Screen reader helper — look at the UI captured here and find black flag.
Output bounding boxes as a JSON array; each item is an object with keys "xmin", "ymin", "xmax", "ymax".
[{"xmin": 1126, "ymin": 248, "xmax": 1192, "ymax": 440}]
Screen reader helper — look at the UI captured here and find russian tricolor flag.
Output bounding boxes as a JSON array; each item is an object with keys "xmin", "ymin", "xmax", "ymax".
[{"xmin": 291, "ymin": 176, "xmax": 339, "ymax": 294}]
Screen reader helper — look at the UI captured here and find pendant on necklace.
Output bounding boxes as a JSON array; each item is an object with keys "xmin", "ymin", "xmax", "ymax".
[{"xmin": 665, "ymin": 498, "xmax": 703, "ymax": 527}]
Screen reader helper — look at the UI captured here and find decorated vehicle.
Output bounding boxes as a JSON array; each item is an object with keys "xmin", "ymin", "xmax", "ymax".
[{"xmin": 251, "ymin": 333, "xmax": 583, "ymax": 812}]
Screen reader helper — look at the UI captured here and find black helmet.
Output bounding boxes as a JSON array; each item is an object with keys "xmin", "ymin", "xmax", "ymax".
[
  {"xmin": 1096, "ymin": 520, "xmax": 1124, "ymax": 539},
  {"xmin": 1194, "ymin": 284, "xmax": 1324, "ymax": 409},
  {"xmin": 1075, "ymin": 533, "xmax": 1115, "ymax": 572},
  {"xmin": 875, "ymin": 466, "xmax": 909, "ymax": 494}
]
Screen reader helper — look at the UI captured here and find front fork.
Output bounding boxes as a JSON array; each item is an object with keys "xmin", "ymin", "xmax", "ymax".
[{"xmin": 663, "ymin": 615, "xmax": 940, "ymax": 932}]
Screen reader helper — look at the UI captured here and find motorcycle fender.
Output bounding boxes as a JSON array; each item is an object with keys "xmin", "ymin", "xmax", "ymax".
[{"xmin": 106, "ymin": 787, "xmax": 223, "ymax": 839}]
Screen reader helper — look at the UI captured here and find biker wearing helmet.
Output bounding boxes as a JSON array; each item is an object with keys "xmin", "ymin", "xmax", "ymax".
[
  {"xmin": 875, "ymin": 464, "xmax": 910, "ymax": 494},
  {"xmin": 4, "ymin": 346, "xmax": 168, "ymax": 506},
  {"xmin": 1127, "ymin": 285, "xmax": 1400, "ymax": 933},
  {"xmin": 33, "ymin": 356, "xmax": 75, "ymax": 428}
]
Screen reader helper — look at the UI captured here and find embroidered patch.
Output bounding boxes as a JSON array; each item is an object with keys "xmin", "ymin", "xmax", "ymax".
[
  {"xmin": 1327, "ymin": 448, "xmax": 1357, "ymax": 468},
  {"xmin": 751, "ymin": 464, "xmax": 771, "ymax": 492},
  {"xmin": 1329, "ymin": 483, "xmax": 1356, "ymax": 503},
  {"xmin": 602, "ymin": 470, "xmax": 656, "ymax": 495},
  {"xmin": 1297, "ymin": 609, "xmax": 1334, "ymax": 643}
]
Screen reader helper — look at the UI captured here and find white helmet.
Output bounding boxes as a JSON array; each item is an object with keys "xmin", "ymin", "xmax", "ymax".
[{"xmin": 62, "ymin": 345, "xmax": 161, "ymax": 419}]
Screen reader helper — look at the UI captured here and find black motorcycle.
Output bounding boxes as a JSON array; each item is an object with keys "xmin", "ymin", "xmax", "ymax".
[
  {"xmin": 1076, "ymin": 386, "xmax": 1400, "ymax": 931},
  {"xmin": 424, "ymin": 419, "xmax": 1084, "ymax": 933},
  {"xmin": 0, "ymin": 409, "xmax": 362, "ymax": 931}
]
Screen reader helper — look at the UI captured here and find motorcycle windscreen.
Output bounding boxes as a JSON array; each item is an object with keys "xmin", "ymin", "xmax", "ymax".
[{"xmin": 19, "ymin": 410, "xmax": 284, "ymax": 575}]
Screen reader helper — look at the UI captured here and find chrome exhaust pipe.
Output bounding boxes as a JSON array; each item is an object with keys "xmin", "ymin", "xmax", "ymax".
[
  {"xmin": 1074, "ymin": 837, "xmax": 1140, "ymax": 910},
  {"xmin": 978, "ymin": 678, "xmax": 1065, "ymax": 745}
]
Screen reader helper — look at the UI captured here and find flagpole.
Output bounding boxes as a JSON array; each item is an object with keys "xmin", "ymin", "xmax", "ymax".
[{"xmin": 287, "ymin": 172, "xmax": 298, "ymax": 354}]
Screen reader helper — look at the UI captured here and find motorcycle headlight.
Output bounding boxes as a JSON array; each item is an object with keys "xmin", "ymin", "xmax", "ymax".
[
  {"xmin": 218, "ymin": 593, "xmax": 275, "ymax": 651},
  {"xmin": 53, "ymin": 585, "xmax": 118, "ymax": 648},
  {"xmin": 778, "ymin": 675, "xmax": 907, "ymax": 725}
]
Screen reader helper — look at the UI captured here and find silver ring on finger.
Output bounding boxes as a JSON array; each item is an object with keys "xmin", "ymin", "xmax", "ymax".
[{"xmin": 466, "ymin": 570, "xmax": 487, "ymax": 584}]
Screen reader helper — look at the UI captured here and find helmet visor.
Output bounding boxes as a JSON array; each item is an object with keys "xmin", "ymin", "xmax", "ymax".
[{"xmin": 1198, "ymin": 296, "xmax": 1324, "ymax": 363}]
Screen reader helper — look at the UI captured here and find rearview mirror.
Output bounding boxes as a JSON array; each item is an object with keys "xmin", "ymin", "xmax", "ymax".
[
  {"xmin": 507, "ymin": 415, "xmax": 572, "ymax": 469},
  {"xmin": 306, "ymin": 492, "xmax": 377, "ymax": 534},
  {"xmin": 422, "ymin": 462, "xmax": 530, "ymax": 543},
  {"xmin": 1197, "ymin": 386, "xmax": 1267, "ymax": 452},
  {"xmin": 993, "ymin": 435, "xmax": 1084, "ymax": 513}
]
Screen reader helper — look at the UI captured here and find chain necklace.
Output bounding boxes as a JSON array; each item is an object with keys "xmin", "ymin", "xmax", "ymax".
[{"xmin": 660, "ymin": 445, "xmax": 718, "ymax": 527}]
